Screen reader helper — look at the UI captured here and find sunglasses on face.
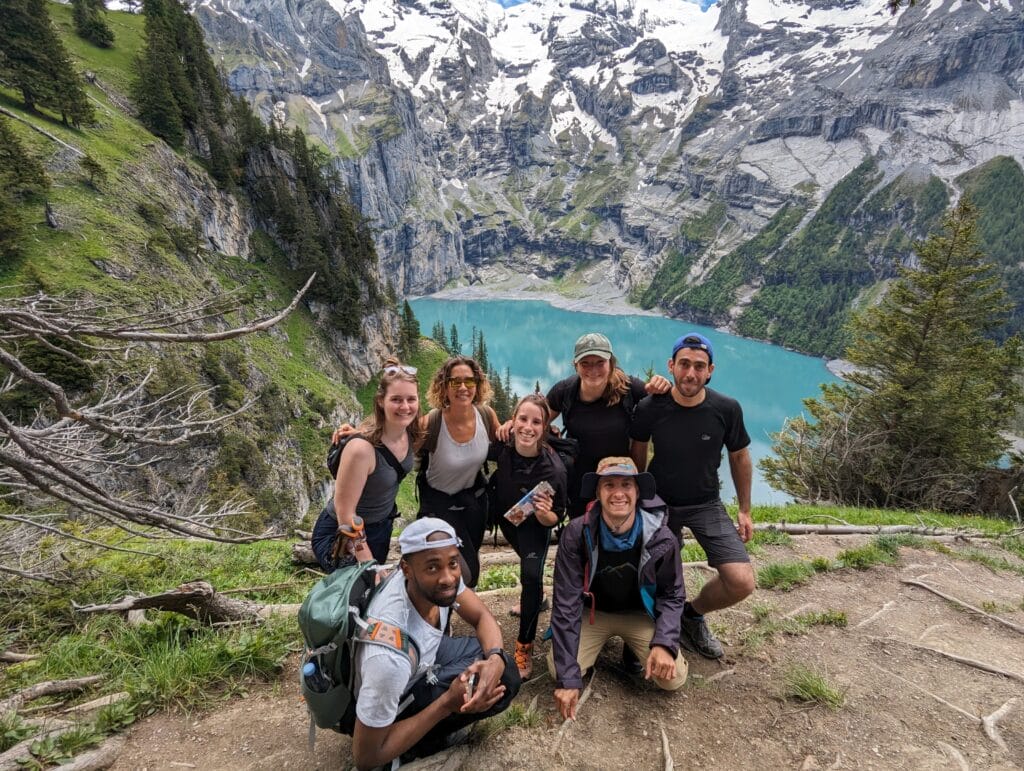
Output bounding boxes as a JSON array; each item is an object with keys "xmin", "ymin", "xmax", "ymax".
[
  {"xmin": 383, "ymin": 365, "xmax": 417, "ymax": 375},
  {"xmin": 447, "ymin": 377, "xmax": 478, "ymax": 388}
]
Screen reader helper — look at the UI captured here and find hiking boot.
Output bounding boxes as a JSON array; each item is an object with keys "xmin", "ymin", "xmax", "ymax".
[
  {"xmin": 620, "ymin": 645, "xmax": 643, "ymax": 676},
  {"xmin": 514, "ymin": 641, "xmax": 534, "ymax": 679},
  {"xmin": 680, "ymin": 613, "xmax": 724, "ymax": 659}
]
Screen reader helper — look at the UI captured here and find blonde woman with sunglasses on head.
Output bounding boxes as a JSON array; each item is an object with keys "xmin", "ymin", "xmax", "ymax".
[
  {"xmin": 416, "ymin": 356, "xmax": 501, "ymax": 587},
  {"xmin": 312, "ymin": 358, "xmax": 423, "ymax": 568}
]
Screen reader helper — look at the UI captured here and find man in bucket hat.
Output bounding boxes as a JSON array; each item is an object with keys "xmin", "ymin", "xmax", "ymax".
[
  {"xmin": 629, "ymin": 331, "xmax": 756, "ymax": 660},
  {"xmin": 547, "ymin": 458, "xmax": 687, "ymax": 720},
  {"xmin": 351, "ymin": 518, "xmax": 520, "ymax": 769}
]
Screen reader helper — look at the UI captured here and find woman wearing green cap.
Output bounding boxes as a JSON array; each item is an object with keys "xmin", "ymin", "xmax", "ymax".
[{"xmin": 544, "ymin": 332, "xmax": 670, "ymax": 521}]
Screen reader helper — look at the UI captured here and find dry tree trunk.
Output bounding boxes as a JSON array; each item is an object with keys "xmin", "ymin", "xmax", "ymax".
[
  {"xmin": 0, "ymin": 676, "xmax": 104, "ymax": 718},
  {"xmin": 73, "ymin": 581, "xmax": 267, "ymax": 624}
]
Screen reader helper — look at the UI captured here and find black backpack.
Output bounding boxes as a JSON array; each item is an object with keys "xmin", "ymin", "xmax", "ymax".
[{"xmin": 327, "ymin": 434, "xmax": 409, "ymax": 482}]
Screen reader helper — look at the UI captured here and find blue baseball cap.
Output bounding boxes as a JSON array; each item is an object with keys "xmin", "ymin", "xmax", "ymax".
[{"xmin": 671, "ymin": 332, "xmax": 713, "ymax": 363}]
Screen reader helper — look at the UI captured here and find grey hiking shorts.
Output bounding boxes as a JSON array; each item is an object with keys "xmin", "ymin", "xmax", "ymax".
[{"xmin": 666, "ymin": 500, "xmax": 750, "ymax": 567}]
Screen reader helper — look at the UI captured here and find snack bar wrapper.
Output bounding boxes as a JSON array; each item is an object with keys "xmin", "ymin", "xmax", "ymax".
[{"xmin": 503, "ymin": 480, "xmax": 555, "ymax": 526}]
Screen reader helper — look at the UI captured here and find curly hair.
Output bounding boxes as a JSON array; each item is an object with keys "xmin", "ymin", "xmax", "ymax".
[
  {"xmin": 574, "ymin": 354, "xmax": 631, "ymax": 407},
  {"xmin": 426, "ymin": 356, "xmax": 492, "ymax": 409},
  {"xmin": 358, "ymin": 357, "xmax": 424, "ymax": 447}
]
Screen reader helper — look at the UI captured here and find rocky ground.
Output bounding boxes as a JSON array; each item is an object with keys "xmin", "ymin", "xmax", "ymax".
[{"xmin": 112, "ymin": 534, "xmax": 1024, "ymax": 770}]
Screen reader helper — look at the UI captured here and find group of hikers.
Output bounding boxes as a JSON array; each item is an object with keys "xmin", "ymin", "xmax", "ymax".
[{"xmin": 308, "ymin": 330, "xmax": 756, "ymax": 770}]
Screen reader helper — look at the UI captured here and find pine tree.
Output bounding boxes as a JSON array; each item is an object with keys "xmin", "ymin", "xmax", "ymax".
[
  {"xmin": 449, "ymin": 324, "xmax": 461, "ymax": 355},
  {"xmin": 399, "ymin": 301, "xmax": 420, "ymax": 359},
  {"xmin": 0, "ymin": 0, "xmax": 95, "ymax": 125},
  {"xmin": 431, "ymin": 321, "xmax": 448, "ymax": 351},
  {"xmin": 72, "ymin": 0, "xmax": 114, "ymax": 48},
  {"xmin": 0, "ymin": 115, "xmax": 49, "ymax": 261},
  {"xmin": 763, "ymin": 199, "xmax": 1023, "ymax": 512}
]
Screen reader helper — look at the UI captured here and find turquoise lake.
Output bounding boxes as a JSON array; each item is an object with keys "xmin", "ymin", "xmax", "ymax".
[{"xmin": 410, "ymin": 297, "xmax": 839, "ymax": 505}]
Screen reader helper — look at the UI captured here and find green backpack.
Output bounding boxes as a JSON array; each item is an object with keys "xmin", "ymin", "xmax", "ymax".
[{"xmin": 298, "ymin": 562, "xmax": 420, "ymax": 739}]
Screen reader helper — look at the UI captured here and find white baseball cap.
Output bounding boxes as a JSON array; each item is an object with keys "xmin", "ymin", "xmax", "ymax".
[{"xmin": 399, "ymin": 518, "xmax": 462, "ymax": 556}]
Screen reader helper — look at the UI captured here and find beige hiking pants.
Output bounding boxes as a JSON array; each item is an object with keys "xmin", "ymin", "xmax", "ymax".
[{"xmin": 547, "ymin": 610, "xmax": 689, "ymax": 691}]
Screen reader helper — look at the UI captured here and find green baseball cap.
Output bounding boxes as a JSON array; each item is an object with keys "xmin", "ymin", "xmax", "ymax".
[{"xmin": 573, "ymin": 332, "xmax": 613, "ymax": 364}]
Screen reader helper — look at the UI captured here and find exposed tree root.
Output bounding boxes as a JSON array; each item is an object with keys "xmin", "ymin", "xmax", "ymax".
[
  {"xmin": 982, "ymin": 698, "xmax": 1018, "ymax": 752},
  {"xmin": 0, "ymin": 651, "xmax": 37, "ymax": 663},
  {"xmin": 901, "ymin": 579, "xmax": 1024, "ymax": 635},
  {"xmin": 866, "ymin": 636, "xmax": 1024, "ymax": 685},
  {"xmin": 59, "ymin": 736, "xmax": 125, "ymax": 771},
  {"xmin": 936, "ymin": 741, "xmax": 969, "ymax": 771},
  {"xmin": 706, "ymin": 669, "xmax": 736, "ymax": 683},
  {"xmin": 854, "ymin": 601, "xmax": 896, "ymax": 629},
  {"xmin": 660, "ymin": 725, "xmax": 674, "ymax": 771}
]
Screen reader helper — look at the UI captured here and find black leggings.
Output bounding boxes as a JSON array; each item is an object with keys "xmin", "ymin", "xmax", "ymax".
[
  {"xmin": 498, "ymin": 515, "xmax": 552, "ymax": 644},
  {"xmin": 417, "ymin": 481, "xmax": 488, "ymax": 587}
]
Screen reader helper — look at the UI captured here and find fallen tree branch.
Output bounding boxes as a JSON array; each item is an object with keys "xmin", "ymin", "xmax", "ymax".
[
  {"xmin": 73, "ymin": 581, "xmax": 265, "ymax": 624},
  {"xmin": 57, "ymin": 735, "xmax": 125, "ymax": 771},
  {"xmin": 0, "ymin": 651, "xmax": 38, "ymax": 663},
  {"xmin": 755, "ymin": 523, "xmax": 986, "ymax": 537},
  {"xmin": 0, "ymin": 725, "xmax": 77, "ymax": 770},
  {"xmin": 0, "ymin": 675, "xmax": 104, "ymax": 717},
  {"xmin": 982, "ymin": 698, "xmax": 1018, "ymax": 752},
  {"xmin": 900, "ymin": 579, "xmax": 1024, "ymax": 636},
  {"xmin": 866, "ymin": 636, "xmax": 1024, "ymax": 685},
  {"xmin": 62, "ymin": 692, "xmax": 130, "ymax": 717},
  {"xmin": 220, "ymin": 581, "xmax": 302, "ymax": 595}
]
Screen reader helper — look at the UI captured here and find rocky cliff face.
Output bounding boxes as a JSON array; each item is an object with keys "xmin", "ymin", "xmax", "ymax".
[{"xmin": 194, "ymin": 0, "xmax": 1024, "ymax": 346}]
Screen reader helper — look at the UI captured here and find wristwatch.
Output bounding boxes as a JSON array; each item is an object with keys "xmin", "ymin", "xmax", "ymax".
[{"xmin": 481, "ymin": 647, "xmax": 509, "ymax": 666}]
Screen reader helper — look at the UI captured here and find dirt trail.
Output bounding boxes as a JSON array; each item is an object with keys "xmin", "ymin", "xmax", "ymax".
[{"xmin": 112, "ymin": 535, "xmax": 1024, "ymax": 770}]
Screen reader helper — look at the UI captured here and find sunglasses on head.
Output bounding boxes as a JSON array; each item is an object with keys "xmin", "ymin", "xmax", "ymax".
[
  {"xmin": 447, "ymin": 377, "xmax": 478, "ymax": 387},
  {"xmin": 383, "ymin": 365, "xmax": 417, "ymax": 375}
]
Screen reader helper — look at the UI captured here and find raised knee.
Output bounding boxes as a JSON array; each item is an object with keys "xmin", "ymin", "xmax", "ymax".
[{"xmin": 724, "ymin": 565, "xmax": 756, "ymax": 600}]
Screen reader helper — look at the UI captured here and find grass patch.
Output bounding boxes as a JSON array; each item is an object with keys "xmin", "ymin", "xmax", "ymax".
[
  {"xmin": 957, "ymin": 547, "xmax": 1024, "ymax": 578},
  {"xmin": 810, "ymin": 556, "xmax": 834, "ymax": 573},
  {"xmin": 478, "ymin": 699, "xmax": 542, "ymax": 739},
  {"xmin": 740, "ymin": 607, "xmax": 847, "ymax": 650},
  {"xmin": 477, "ymin": 564, "xmax": 518, "ymax": 591},
  {"xmin": 751, "ymin": 504, "xmax": 1014, "ymax": 535},
  {"xmin": 756, "ymin": 561, "xmax": 816, "ymax": 591},
  {"xmin": 783, "ymin": 665, "xmax": 845, "ymax": 710},
  {"xmin": 836, "ymin": 543, "xmax": 899, "ymax": 570},
  {"xmin": 793, "ymin": 610, "xmax": 848, "ymax": 628}
]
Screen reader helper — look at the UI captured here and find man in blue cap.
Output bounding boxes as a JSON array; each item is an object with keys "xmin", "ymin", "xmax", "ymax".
[{"xmin": 629, "ymin": 332, "xmax": 755, "ymax": 659}]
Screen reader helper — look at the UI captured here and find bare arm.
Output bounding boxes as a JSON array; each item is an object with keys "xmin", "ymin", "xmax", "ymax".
[
  {"xmin": 454, "ymin": 588, "xmax": 508, "ymax": 710},
  {"xmin": 728, "ymin": 447, "xmax": 753, "ymax": 542},
  {"xmin": 333, "ymin": 439, "xmax": 375, "ymax": 560},
  {"xmin": 352, "ymin": 688, "xmax": 462, "ymax": 770}
]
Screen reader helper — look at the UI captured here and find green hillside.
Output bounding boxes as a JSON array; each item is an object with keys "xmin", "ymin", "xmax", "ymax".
[{"xmin": 0, "ymin": 1, "xmax": 386, "ymax": 527}]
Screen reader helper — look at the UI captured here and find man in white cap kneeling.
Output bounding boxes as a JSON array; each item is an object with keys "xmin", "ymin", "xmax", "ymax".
[{"xmin": 352, "ymin": 518, "xmax": 521, "ymax": 770}]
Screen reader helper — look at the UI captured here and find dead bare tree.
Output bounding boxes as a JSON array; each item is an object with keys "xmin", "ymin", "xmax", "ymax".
[{"xmin": 0, "ymin": 276, "xmax": 315, "ymax": 581}]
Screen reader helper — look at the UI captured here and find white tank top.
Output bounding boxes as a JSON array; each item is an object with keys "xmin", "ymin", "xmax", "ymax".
[{"xmin": 425, "ymin": 409, "xmax": 489, "ymax": 495}]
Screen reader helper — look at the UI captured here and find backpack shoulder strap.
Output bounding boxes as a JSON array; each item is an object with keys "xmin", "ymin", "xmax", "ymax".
[
  {"xmin": 375, "ymin": 442, "xmax": 409, "ymax": 483},
  {"xmin": 423, "ymin": 409, "xmax": 443, "ymax": 455},
  {"xmin": 477, "ymin": 404, "xmax": 498, "ymax": 443}
]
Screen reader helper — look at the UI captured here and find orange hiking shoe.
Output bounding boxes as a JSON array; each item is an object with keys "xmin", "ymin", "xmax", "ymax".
[{"xmin": 514, "ymin": 641, "xmax": 533, "ymax": 680}]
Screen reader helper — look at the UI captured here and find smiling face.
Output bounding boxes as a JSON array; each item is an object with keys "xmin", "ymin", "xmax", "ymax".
[
  {"xmin": 379, "ymin": 379, "xmax": 419, "ymax": 431},
  {"xmin": 402, "ymin": 542, "xmax": 462, "ymax": 608},
  {"xmin": 668, "ymin": 348, "xmax": 713, "ymax": 400},
  {"xmin": 575, "ymin": 355, "xmax": 611, "ymax": 390},
  {"xmin": 512, "ymin": 400, "xmax": 546, "ymax": 453},
  {"xmin": 445, "ymin": 363, "xmax": 477, "ymax": 407},
  {"xmin": 597, "ymin": 475, "xmax": 638, "ymax": 521}
]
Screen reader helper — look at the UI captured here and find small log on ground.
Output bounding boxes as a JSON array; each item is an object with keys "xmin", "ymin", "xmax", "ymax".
[
  {"xmin": 62, "ymin": 692, "xmax": 130, "ymax": 717},
  {"xmin": 58, "ymin": 735, "xmax": 125, "ymax": 771},
  {"xmin": 755, "ymin": 523, "xmax": 985, "ymax": 537},
  {"xmin": 73, "ymin": 582, "xmax": 266, "ymax": 625},
  {"xmin": 0, "ymin": 651, "xmax": 38, "ymax": 663},
  {"xmin": 292, "ymin": 543, "xmax": 318, "ymax": 566},
  {"xmin": 0, "ymin": 724, "xmax": 77, "ymax": 770},
  {"xmin": 0, "ymin": 676, "xmax": 104, "ymax": 717}
]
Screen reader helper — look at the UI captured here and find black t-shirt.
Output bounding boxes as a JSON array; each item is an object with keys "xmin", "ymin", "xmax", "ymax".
[
  {"xmin": 547, "ymin": 375, "xmax": 647, "ymax": 497},
  {"xmin": 588, "ymin": 536, "xmax": 644, "ymax": 613},
  {"xmin": 486, "ymin": 442, "xmax": 567, "ymax": 518},
  {"xmin": 630, "ymin": 388, "xmax": 750, "ymax": 506}
]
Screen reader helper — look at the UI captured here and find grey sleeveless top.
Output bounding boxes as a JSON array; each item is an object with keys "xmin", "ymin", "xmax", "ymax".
[{"xmin": 355, "ymin": 442, "xmax": 415, "ymax": 524}]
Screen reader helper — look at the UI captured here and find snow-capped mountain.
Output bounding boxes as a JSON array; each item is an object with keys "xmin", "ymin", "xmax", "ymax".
[{"xmin": 194, "ymin": 0, "xmax": 1024, "ymax": 353}]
